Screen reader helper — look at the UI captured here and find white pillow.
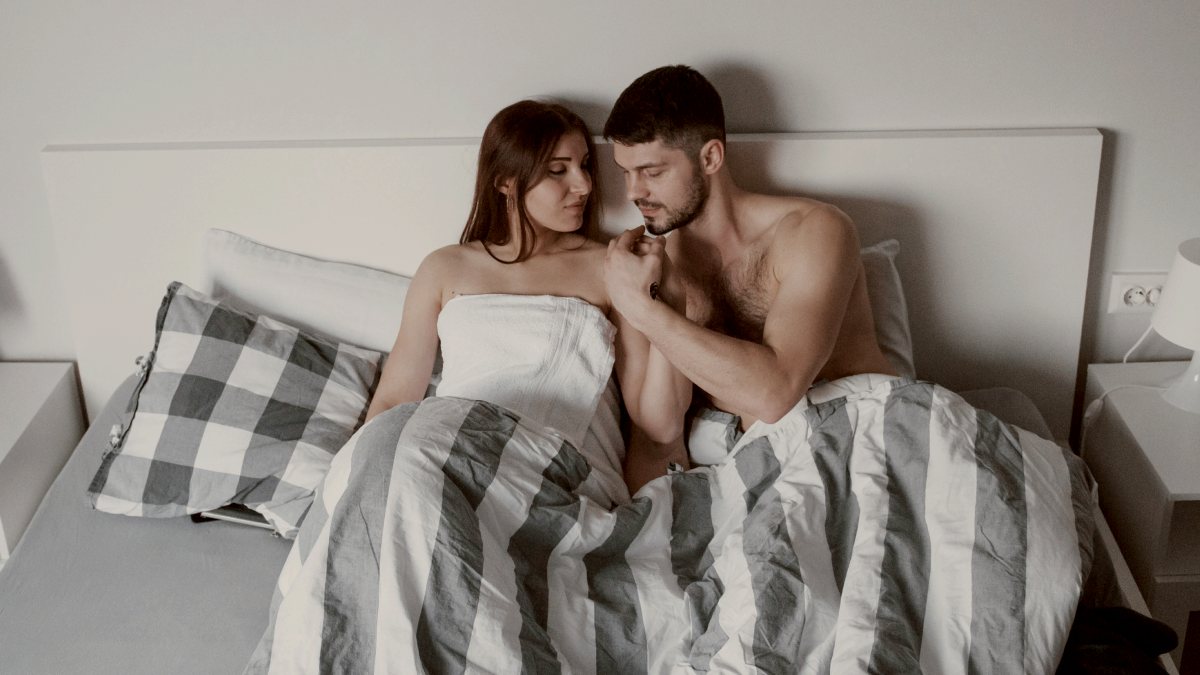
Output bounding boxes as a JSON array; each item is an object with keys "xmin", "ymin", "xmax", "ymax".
[
  {"xmin": 202, "ymin": 229, "xmax": 411, "ymax": 353},
  {"xmin": 202, "ymin": 229, "xmax": 913, "ymax": 378},
  {"xmin": 860, "ymin": 239, "xmax": 915, "ymax": 379}
]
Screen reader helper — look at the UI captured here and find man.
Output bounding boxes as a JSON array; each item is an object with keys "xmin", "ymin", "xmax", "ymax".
[{"xmin": 604, "ymin": 65, "xmax": 896, "ymax": 491}]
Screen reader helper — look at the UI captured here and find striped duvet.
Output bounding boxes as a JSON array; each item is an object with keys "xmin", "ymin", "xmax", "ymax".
[{"xmin": 245, "ymin": 376, "xmax": 1093, "ymax": 674}]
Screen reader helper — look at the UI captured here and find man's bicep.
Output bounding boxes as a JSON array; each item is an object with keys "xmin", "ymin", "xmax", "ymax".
[{"xmin": 761, "ymin": 216, "xmax": 860, "ymax": 383}]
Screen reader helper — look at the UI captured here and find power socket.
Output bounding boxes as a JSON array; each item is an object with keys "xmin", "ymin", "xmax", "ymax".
[{"xmin": 1107, "ymin": 272, "xmax": 1168, "ymax": 314}]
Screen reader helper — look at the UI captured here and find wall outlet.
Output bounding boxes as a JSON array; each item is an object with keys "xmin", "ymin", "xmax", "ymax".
[{"xmin": 1107, "ymin": 272, "xmax": 1168, "ymax": 314}]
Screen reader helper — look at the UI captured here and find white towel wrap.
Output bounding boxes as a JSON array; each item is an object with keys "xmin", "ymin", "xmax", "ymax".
[{"xmin": 436, "ymin": 293, "xmax": 627, "ymax": 505}]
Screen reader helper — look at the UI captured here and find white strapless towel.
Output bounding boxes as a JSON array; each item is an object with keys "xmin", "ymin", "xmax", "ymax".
[{"xmin": 436, "ymin": 294, "xmax": 629, "ymax": 506}]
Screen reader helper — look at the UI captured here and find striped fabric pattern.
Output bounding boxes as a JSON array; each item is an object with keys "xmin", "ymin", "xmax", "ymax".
[{"xmin": 245, "ymin": 377, "xmax": 1093, "ymax": 674}]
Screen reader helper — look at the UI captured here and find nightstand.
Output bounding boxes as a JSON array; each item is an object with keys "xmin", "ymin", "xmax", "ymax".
[
  {"xmin": 0, "ymin": 362, "xmax": 86, "ymax": 566},
  {"xmin": 1085, "ymin": 361, "xmax": 1200, "ymax": 671}
]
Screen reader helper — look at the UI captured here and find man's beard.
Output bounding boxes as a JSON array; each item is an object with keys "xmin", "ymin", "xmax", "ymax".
[{"xmin": 639, "ymin": 169, "xmax": 708, "ymax": 236}]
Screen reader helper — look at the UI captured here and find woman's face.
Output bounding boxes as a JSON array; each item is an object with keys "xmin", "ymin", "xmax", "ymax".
[{"xmin": 521, "ymin": 131, "xmax": 592, "ymax": 234}]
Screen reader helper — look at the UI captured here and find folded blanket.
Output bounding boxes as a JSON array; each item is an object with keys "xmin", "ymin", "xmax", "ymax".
[{"xmin": 245, "ymin": 376, "xmax": 1093, "ymax": 674}]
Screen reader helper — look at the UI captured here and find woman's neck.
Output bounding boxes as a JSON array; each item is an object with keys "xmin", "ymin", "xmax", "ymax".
[{"xmin": 501, "ymin": 225, "xmax": 576, "ymax": 258}]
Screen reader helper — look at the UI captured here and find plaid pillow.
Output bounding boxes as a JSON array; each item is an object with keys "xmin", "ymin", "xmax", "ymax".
[{"xmin": 88, "ymin": 282, "xmax": 383, "ymax": 538}]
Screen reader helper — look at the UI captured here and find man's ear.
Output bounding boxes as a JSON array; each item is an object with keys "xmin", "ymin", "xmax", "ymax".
[{"xmin": 698, "ymin": 139, "xmax": 725, "ymax": 175}]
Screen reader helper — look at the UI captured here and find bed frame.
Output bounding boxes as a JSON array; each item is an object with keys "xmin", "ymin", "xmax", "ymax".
[
  {"xmin": 42, "ymin": 130, "xmax": 1101, "ymax": 441},
  {"xmin": 38, "ymin": 129, "xmax": 1184, "ymax": 672}
]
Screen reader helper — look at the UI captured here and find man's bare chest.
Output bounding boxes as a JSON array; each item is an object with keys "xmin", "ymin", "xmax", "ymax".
[{"xmin": 681, "ymin": 247, "xmax": 775, "ymax": 343}]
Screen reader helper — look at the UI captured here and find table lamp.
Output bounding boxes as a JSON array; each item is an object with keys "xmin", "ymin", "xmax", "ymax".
[{"xmin": 1151, "ymin": 237, "xmax": 1200, "ymax": 413}]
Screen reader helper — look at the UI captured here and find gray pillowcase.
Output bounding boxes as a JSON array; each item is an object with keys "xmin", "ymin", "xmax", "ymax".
[
  {"xmin": 87, "ymin": 282, "xmax": 383, "ymax": 538},
  {"xmin": 860, "ymin": 239, "xmax": 915, "ymax": 379}
]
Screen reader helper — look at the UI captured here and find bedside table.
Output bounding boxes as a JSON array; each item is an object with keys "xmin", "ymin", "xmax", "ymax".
[
  {"xmin": 1085, "ymin": 361, "xmax": 1200, "ymax": 671},
  {"xmin": 0, "ymin": 362, "xmax": 86, "ymax": 565}
]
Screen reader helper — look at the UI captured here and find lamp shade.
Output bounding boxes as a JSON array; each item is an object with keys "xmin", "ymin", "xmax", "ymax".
[
  {"xmin": 1152, "ymin": 237, "xmax": 1200, "ymax": 350},
  {"xmin": 1151, "ymin": 237, "xmax": 1200, "ymax": 414}
]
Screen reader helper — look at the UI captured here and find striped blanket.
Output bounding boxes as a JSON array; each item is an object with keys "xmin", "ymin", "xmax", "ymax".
[{"xmin": 244, "ymin": 376, "xmax": 1093, "ymax": 674}]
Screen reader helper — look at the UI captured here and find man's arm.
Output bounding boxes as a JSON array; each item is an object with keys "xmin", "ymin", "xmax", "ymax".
[{"xmin": 608, "ymin": 206, "xmax": 861, "ymax": 424}]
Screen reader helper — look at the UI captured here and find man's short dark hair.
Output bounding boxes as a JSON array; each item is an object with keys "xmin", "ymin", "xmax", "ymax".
[{"xmin": 604, "ymin": 65, "xmax": 726, "ymax": 154}]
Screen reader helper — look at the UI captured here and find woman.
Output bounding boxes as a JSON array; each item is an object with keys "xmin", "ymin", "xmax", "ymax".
[{"xmin": 365, "ymin": 100, "xmax": 690, "ymax": 498}]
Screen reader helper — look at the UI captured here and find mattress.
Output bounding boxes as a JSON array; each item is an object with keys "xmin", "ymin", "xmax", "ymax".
[
  {"xmin": 0, "ymin": 381, "xmax": 1063, "ymax": 674},
  {"xmin": 0, "ymin": 376, "xmax": 291, "ymax": 675}
]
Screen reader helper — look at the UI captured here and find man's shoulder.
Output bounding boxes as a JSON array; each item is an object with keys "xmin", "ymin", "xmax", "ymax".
[
  {"xmin": 754, "ymin": 194, "xmax": 849, "ymax": 228},
  {"xmin": 750, "ymin": 198, "xmax": 858, "ymax": 274}
]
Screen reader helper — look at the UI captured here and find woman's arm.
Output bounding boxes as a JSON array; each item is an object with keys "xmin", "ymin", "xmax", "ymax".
[
  {"xmin": 364, "ymin": 251, "xmax": 446, "ymax": 423},
  {"xmin": 610, "ymin": 232, "xmax": 693, "ymax": 445},
  {"xmin": 609, "ymin": 237, "xmax": 694, "ymax": 495},
  {"xmin": 623, "ymin": 425, "xmax": 689, "ymax": 496},
  {"xmin": 613, "ymin": 301, "xmax": 693, "ymax": 445},
  {"xmin": 615, "ymin": 309, "xmax": 692, "ymax": 494}
]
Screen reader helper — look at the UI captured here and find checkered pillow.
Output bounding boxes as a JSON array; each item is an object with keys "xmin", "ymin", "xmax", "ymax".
[{"xmin": 88, "ymin": 281, "xmax": 383, "ymax": 538}]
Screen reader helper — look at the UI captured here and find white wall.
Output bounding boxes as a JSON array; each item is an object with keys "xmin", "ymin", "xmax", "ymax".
[{"xmin": 2, "ymin": 1, "xmax": 1198, "ymax": 365}]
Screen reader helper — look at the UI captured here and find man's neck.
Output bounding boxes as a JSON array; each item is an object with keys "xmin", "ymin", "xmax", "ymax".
[{"xmin": 677, "ymin": 172, "xmax": 751, "ymax": 262}]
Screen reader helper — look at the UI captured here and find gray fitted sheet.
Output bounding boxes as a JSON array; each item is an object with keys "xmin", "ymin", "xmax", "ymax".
[
  {"xmin": 0, "ymin": 381, "xmax": 1063, "ymax": 674},
  {"xmin": 0, "ymin": 376, "xmax": 291, "ymax": 675}
]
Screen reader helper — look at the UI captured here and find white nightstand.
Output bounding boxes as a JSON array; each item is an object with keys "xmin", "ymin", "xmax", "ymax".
[
  {"xmin": 0, "ymin": 362, "xmax": 86, "ymax": 566},
  {"xmin": 1085, "ymin": 361, "xmax": 1200, "ymax": 670}
]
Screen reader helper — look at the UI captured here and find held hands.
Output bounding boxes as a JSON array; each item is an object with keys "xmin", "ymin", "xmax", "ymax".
[{"xmin": 604, "ymin": 226, "xmax": 682, "ymax": 329}]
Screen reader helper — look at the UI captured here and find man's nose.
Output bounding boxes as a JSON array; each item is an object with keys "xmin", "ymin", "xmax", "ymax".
[{"xmin": 625, "ymin": 174, "xmax": 648, "ymax": 202}]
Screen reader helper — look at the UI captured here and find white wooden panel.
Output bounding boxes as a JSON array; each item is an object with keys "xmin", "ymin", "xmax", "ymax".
[{"xmin": 42, "ymin": 130, "xmax": 1100, "ymax": 437}]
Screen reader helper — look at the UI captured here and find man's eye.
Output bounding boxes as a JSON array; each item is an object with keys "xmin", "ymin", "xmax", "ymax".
[{"xmin": 646, "ymin": 170, "xmax": 664, "ymax": 178}]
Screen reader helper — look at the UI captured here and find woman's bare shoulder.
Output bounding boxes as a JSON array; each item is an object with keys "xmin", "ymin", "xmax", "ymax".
[
  {"xmin": 419, "ymin": 242, "xmax": 482, "ymax": 270},
  {"xmin": 410, "ymin": 244, "xmax": 482, "ymax": 292},
  {"xmin": 567, "ymin": 237, "xmax": 610, "ymax": 275}
]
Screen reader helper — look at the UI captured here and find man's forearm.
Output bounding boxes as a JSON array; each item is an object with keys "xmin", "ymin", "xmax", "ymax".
[{"xmin": 630, "ymin": 298, "xmax": 816, "ymax": 423}]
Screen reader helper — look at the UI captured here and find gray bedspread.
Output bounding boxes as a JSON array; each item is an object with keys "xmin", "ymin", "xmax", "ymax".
[{"xmin": 0, "ymin": 376, "xmax": 291, "ymax": 675}]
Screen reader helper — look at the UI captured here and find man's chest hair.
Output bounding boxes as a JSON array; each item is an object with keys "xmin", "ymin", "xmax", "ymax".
[{"xmin": 680, "ymin": 242, "xmax": 774, "ymax": 343}]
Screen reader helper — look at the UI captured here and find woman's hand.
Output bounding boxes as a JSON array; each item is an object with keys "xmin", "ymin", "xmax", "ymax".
[{"xmin": 605, "ymin": 226, "xmax": 667, "ymax": 330}]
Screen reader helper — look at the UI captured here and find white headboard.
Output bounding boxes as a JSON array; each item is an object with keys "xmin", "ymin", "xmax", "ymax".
[{"xmin": 41, "ymin": 129, "xmax": 1101, "ymax": 438}]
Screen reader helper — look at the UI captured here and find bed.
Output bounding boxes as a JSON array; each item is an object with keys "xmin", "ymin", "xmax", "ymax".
[{"xmin": 0, "ymin": 129, "xmax": 1176, "ymax": 673}]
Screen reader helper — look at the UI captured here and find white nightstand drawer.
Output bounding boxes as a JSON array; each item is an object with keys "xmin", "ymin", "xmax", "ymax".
[{"xmin": 1164, "ymin": 502, "xmax": 1200, "ymax": 577}]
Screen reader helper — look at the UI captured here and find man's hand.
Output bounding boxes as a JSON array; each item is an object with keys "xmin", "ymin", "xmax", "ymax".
[{"xmin": 605, "ymin": 226, "xmax": 669, "ymax": 329}]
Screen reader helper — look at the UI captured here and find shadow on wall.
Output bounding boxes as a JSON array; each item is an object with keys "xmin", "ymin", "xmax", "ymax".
[
  {"xmin": 704, "ymin": 61, "xmax": 784, "ymax": 134},
  {"xmin": 1070, "ymin": 128, "xmax": 1118, "ymax": 448},
  {"xmin": 554, "ymin": 97, "xmax": 613, "ymax": 138},
  {"xmin": 0, "ymin": 251, "xmax": 24, "ymax": 358},
  {"xmin": 552, "ymin": 60, "xmax": 785, "ymax": 137}
]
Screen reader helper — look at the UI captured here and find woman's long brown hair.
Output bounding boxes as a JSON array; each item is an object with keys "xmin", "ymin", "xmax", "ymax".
[{"xmin": 460, "ymin": 100, "xmax": 601, "ymax": 263}]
